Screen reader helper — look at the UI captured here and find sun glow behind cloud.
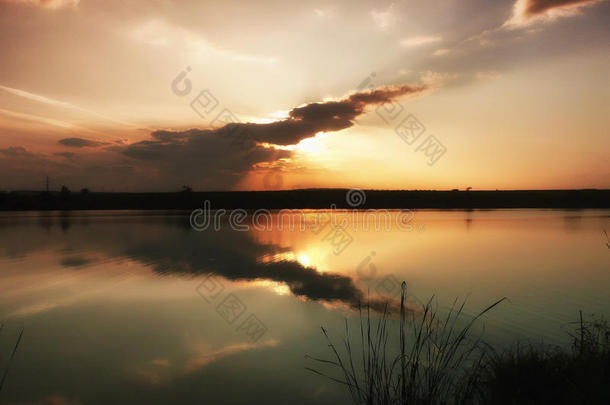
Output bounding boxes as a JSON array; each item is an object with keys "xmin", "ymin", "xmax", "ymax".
[
  {"xmin": 294, "ymin": 133, "xmax": 329, "ymax": 155},
  {"xmin": 0, "ymin": 0, "xmax": 608, "ymax": 191}
]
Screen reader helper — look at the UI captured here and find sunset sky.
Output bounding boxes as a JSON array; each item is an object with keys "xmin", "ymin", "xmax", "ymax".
[{"xmin": 0, "ymin": 0, "xmax": 608, "ymax": 191}]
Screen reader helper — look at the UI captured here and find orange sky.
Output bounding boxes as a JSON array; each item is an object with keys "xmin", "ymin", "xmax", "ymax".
[{"xmin": 0, "ymin": 0, "xmax": 608, "ymax": 191}]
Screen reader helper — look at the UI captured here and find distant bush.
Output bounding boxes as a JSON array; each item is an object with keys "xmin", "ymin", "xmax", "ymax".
[{"xmin": 479, "ymin": 314, "xmax": 610, "ymax": 404}]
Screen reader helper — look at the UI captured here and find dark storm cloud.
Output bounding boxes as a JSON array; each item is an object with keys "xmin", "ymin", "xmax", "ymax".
[
  {"xmin": 128, "ymin": 84, "xmax": 424, "ymax": 151},
  {"xmin": 121, "ymin": 126, "xmax": 291, "ymax": 189},
  {"xmin": 119, "ymin": 85, "xmax": 424, "ymax": 188},
  {"xmin": 235, "ymin": 84, "xmax": 424, "ymax": 146},
  {"xmin": 58, "ymin": 137, "xmax": 107, "ymax": 148}
]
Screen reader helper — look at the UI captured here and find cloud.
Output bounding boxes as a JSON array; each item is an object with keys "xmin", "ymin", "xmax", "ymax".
[
  {"xmin": 432, "ymin": 48, "xmax": 450, "ymax": 56},
  {"xmin": 371, "ymin": 4, "xmax": 398, "ymax": 31},
  {"xmin": 0, "ymin": 85, "xmax": 137, "ymax": 127},
  {"xmin": 54, "ymin": 151, "xmax": 76, "ymax": 159},
  {"xmin": 419, "ymin": 71, "xmax": 460, "ymax": 88},
  {"xmin": 0, "ymin": 208, "xmax": 408, "ymax": 316},
  {"xmin": 0, "ymin": 146, "xmax": 36, "ymax": 158},
  {"xmin": 1, "ymin": 84, "xmax": 425, "ymax": 191},
  {"xmin": 121, "ymin": 84, "xmax": 425, "ymax": 189},
  {"xmin": 432, "ymin": 48, "xmax": 451, "ymax": 56},
  {"xmin": 58, "ymin": 138, "xmax": 107, "ymax": 148},
  {"xmin": 126, "ymin": 232, "xmax": 401, "ymax": 313},
  {"xmin": 313, "ymin": 8, "xmax": 334, "ymax": 18},
  {"xmin": 476, "ymin": 71, "xmax": 503, "ymax": 80},
  {"xmin": 185, "ymin": 340, "xmax": 279, "ymax": 372},
  {"xmin": 134, "ymin": 339, "xmax": 279, "ymax": 384},
  {"xmin": 504, "ymin": 0, "xmax": 606, "ymax": 28},
  {"xmin": 60, "ymin": 255, "xmax": 94, "ymax": 267},
  {"xmin": 0, "ymin": 0, "xmax": 79, "ymax": 9},
  {"xmin": 400, "ymin": 35, "xmax": 442, "ymax": 48},
  {"xmin": 132, "ymin": 20, "xmax": 278, "ymax": 65},
  {"xmin": 0, "ymin": 107, "xmax": 77, "ymax": 129}
]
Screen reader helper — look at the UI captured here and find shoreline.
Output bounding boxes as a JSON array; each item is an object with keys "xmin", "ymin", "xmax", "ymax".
[{"xmin": 1, "ymin": 189, "xmax": 609, "ymax": 211}]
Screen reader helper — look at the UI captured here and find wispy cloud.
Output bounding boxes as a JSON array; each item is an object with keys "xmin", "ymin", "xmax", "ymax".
[
  {"xmin": 371, "ymin": 3, "xmax": 398, "ymax": 31},
  {"xmin": 504, "ymin": 0, "xmax": 606, "ymax": 28},
  {"xmin": 0, "ymin": 107, "xmax": 76, "ymax": 129},
  {"xmin": 132, "ymin": 20, "xmax": 278, "ymax": 65},
  {"xmin": 0, "ymin": 0, "xmax": 79, "ymax": 9},
  {"xmin": 133, "ymin": 340, "xmax": 279, "ymax": 384},
  {"xmin": 400, "ymin": 35, "xmax": 442, "ymax": 48},
  {"xmin": 432, "ymin": 48, "xmax": 450, "ymax": 56},
  {"xmin": 0, "ymin": 84, "xmax": 137, "ymax": 127},
  {"xmin": 185, "ymin": 340, "xmax": 279, "ymax": 372},
  {"xmin": 313, "ymin": 7, "xmax": 335, "ymax": 18},
  {"xmin": 476, "ymin": 71, "xmax": 502, "ymax": 80},
  {"xmin": 419, "ymin": 71, "xmax": 459, "ymax": 88}
]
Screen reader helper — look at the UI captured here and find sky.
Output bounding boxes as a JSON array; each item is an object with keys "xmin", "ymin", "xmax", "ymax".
[{"xmin": 0, "ymin": 0, "xmax": 608, "ymax": 191}]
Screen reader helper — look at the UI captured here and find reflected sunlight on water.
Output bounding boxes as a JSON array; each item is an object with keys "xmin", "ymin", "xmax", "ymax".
[{"xmin": 0, "ymin": 210, "xmax": 608, "ymax": 404}]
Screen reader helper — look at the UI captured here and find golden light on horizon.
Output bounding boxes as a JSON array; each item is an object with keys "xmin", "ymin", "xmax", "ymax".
[{"xmin": 0, "ymin": 0, "xmax": 607, "ymax": 191}]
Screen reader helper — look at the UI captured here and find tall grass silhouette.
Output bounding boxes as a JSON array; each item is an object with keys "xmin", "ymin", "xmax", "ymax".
[
  {"xmin": 0, "ymin": 324, "xmax": 24, "ymax": 395},
  {"xmin": 306, "ymin": 282, "xmax": 505, "ymax": 404}
]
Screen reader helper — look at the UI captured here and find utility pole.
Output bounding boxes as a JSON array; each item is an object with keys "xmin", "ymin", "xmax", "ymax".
[{"xmin": 45, "ymin": 176, "xmax": 49, "ymax": 192}]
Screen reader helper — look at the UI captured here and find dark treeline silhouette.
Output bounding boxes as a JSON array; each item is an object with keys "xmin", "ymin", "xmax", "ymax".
[{"xmin": 0, "ymin": 189, "xmax": 608, "ymax": 211}]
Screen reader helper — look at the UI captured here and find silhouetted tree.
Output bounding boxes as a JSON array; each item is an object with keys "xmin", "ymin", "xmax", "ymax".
[
  {"xmin": 60, "ymin": 185, "xmax": 71, "ymax": 195},
  {"xmin": 80, "ymin": 188, "xmax": 90, "ymax": 194},
  {"xmin": 181, "ymin": 185, "xmax": 193, "ymax": 193}
]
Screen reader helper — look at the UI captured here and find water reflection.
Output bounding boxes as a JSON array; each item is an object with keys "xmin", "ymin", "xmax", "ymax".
[
  {"xmin": 0, "ymin": 210, "xmax": 609, "ymax": 405},
  {"xmin": 1, "ymin": 212, "xmax": 409, "ymax": 316}
]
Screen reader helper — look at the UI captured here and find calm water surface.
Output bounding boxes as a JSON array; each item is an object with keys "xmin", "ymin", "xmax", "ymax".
[{"xmin": 0, "ymin": 209, "xmax": 609, "ymax": 404}]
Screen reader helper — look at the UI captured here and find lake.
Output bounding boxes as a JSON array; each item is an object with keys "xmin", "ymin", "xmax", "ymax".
[{"xmin": 0, "ymin": 209, "xmax": 609, "ymax": 404}]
